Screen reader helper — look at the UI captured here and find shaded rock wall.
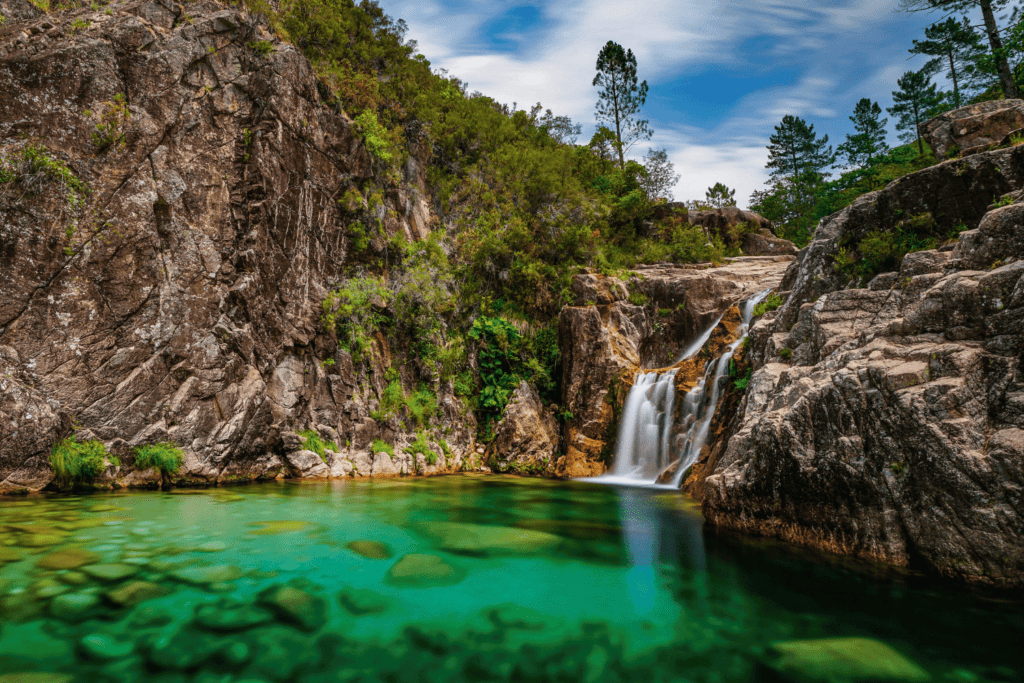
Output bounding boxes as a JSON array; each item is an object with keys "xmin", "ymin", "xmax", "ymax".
[
  {"xmin": 0, "ymin": 0, "xmax": 471, "ymax": 491},
  {"xmin": 694, "ymin": 148, "xmax": 1024, "ymax": 588}
]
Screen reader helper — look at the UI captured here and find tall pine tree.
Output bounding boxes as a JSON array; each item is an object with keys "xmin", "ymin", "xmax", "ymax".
[
  {"xmin": 750, "ymin": 115, "xmax": 834, "ymax": 245},
  {"xmin": 888, "ymin": 70, "xmax": 943, "ymax": 155},
  {"xmin": 910, "ymin": 17, "xmax": 985, "ymax": 107},
  {"xmin": 899, "ymin": 0, "xmax": 1020, "ymax": 100},
  {"xmin": 838, "ymin": 99, "xmax": 889, "ymax": 169},
  {"xmin": 593, "ymin": 41, "xmax": 652, "ymax": 168}
]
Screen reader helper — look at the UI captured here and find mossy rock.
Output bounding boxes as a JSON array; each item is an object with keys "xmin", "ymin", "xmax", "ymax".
[
  {"xmin": 49, "ymin": 591, "xmax": 102, "ymax": 622},
  {"xmin": 79, "ymin": 633, "xmax": 135, "ymax": 661},
  {"xmin": 35, "ymin": 548, "xmax": 101, "ymax": 570},
  {"xmin": 385, "ymin": 554, "xmax": 465, "ymax": 588},
  {"xmin": 766, "ymin": 637, "xmax": 932, "ymax": 682},
  {"xmin": 0, "ymin": 547, "xmax": 23, "ymax": 563},
  {"xmin": 168, "ymin": 565, "xmax": 242, "ymax": 586},
  {"xmin": 345, "ymin": 540, "xmax": 393, "ymax": 560}
]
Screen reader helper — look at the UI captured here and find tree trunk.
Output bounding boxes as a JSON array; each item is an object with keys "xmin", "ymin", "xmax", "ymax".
[
  {"xmin": 948, "ymin": 51, "xmax": 960, "ymax": 107},
  {"xmin": 979, "ymin": 0, "xmax": 1019, "ymax": 99}
]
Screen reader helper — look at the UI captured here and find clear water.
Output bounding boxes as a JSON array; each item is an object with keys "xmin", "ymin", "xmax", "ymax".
[{"xmin": 0, "ymin": 477, "xmax": 1021, "ymax": 683}]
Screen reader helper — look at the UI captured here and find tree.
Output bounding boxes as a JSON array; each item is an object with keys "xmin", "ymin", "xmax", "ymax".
[
  {"xmin": 639, "ymin": 148, "xmax": 680, "ymax": 201},
  {"xmin": 751, "ymin": 115, "xmax": 835, "ymax": 245},
  {"xmin": 888, "ymin": 70, "xmax": 944, "ymax": 155},
  {"xmin": 910, "ymin": 17, "xmax": 985, "ymax": 108},
  {"xmin": 838, "ymin": 99, "xmax": 890, "ymax": 169},
  {"xmin": 593, "ymin": 40, "xmax": 652, "ymax": 168},
  {"xmin": 899, "ymin": 0, "xmax": 1020, "ymax": 100},
  {"xmin": 705, "ymin": 182, "xmax": 736, "ymax": 208}
]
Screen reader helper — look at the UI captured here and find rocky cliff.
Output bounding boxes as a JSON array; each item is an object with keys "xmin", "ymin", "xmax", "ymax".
[
  {"xmin": 691, "ymin": 145, "xmax": 1024, "ymax": 588},
  {"xmin": 0, "ymin": 0, "xmax": 472, "ymax": 492}
]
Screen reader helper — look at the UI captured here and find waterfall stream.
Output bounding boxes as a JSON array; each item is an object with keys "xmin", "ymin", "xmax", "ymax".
[{"xmin": 590, "ymin": 289, "xmax": 771, "ymax": 488}]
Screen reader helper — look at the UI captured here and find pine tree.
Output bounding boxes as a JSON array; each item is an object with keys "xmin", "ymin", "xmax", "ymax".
[
  {"xmin": 899, "ymin": 0, "xmax": 1019, "ymax": 100},
  {"xmin": 838, "ymin": 99, "xmax": 889, "ymax": 168},
  {"xmin": 593, "ymin": 41, "xmax": 652, "ymax": 168},
  {"xmin": 705, "ymin": 183, "xmax": 737, "ymax": 208},
  {"xmin": 888, "ymin": 70, "xmax": 943, "ymax": 155},
  {"xmin": 910, "ymin": 17, "xmax": 985, "ymax": 108},
  {"xmin": 751, "ymin": 115, "xmax": 835, "ymax": 245},
  {"xmin": 640, "ymin": 148, "xmax": 680, "ymax": 201}
]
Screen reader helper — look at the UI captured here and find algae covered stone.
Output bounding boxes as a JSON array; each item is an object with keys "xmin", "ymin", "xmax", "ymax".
[
  {"xmin": 0, "ymin": 547, "xmax": 23, "ymax": 563},
  {"xmin": 49, "ymin": 591, "xmax": 102, "ymax": 622},
  {"xmin": 105, "ymin": 581, "xmax": 169, "ymax": 607},
  {"xmin": 385, "ymin": 554, "xmax": 465, "ymax": 588},
  {"xmin": 345, "ymin": 540, "xmax": 393, "ymax": 560},
  {"xmin": 246, "ymin": 520, "xmax": 312, "ymax": 536},
  {"xmin": 766, "ymin": 637, "xmax": 932, "ymax": 682},
  {"xmin": 35, "ymin": 548, "xmax": 101, "ymax": 570},
  {"xmin": 79, "ymin": 633, "xmax": 135, "ymax": 661},
  {"xmin": 256, "ymin": 584, "xmax": 327, "ymax": 632}
]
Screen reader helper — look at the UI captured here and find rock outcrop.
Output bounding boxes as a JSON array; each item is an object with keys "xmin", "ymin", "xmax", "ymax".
[
  {"xmin": 693, "ymin": 145, "xmax": 1024, "ymax": 588},
  {"xmin": 920, "ymin": 99, "xmax": 1024, "ymax": 159},
  {"xmin": 650, "ymin": 205, "xmax": 798, "ymax": 257},
  {"xmin": 487, "ymin": 381, "xmax": 560, "ymax": 475},
  {"xmin": 557, "ymin": 256, "xmax": 792, "ymax": 477},
  {"xmin": 0, "ymin": 0, "xmax": 470, "ymax": 491}
]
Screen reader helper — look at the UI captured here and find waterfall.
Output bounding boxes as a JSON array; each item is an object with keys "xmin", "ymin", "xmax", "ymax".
[{"xmin": 590, "ymin": 288, "xmax": 772, "ymax": 488}]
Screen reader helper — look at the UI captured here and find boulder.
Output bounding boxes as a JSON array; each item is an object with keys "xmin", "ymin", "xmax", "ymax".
[
  {"xmin": 488, "ymin": 382, "xmax": 559, "ymax": 475},
  {"xmin": 283, "ymin": 450, "xmax": 330, "ymax": 479},
  {"xmin": 920, "ymin": 99, "xmax": 1024, "ymax": 159},
  {"xmin": 385, "ymin": 554, "xmax": 465, "ymax": 588},
  {"xmin": 765, "ymin": 637, "xmax": 931, "ymax": 682}
]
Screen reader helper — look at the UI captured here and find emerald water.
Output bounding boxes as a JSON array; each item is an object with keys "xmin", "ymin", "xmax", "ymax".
[{"xmin": 0, "ymin": 476, "xmax": 1021, "ymax": 683}]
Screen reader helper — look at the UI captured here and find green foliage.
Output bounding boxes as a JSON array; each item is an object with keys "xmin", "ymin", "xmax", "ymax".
[
  {"xmin": 834, "ymin": 212, "xmax": 942, "ymax": 282},
  {"xmin": 837, "ymin": 98, "xmax": 889, "ymax": 170},
  {"xmin": 297, "ymin": 429, "xmax": 338, "ymax": 461},
  {"xmin": 371, "ymin": 438, "xmax": 394, "ymax": 457},
  {"xmin": 405, "ymin": 387, "xmax": 437, "ymax": 429},
  {"xmin": 658, "ymin": 308, "xmax": 672, "ymax": 317},
  {"xmin": 249, "ymin": 40, "xmax": 275, "ymax": 56},
  {"xmin": 18, "ymin": 145, "xmax": 88, "ymax": 209},
  {"xmin": 134, "ymin": 443, "xmax": 185, "ymax": 475},
  {"xmin": 704, "ymin": 182, "xmax": 737, "ymax": 208},
  {"xmin": 733, "ymin": 369, "xmax": 752, "ymax": 391},
  {"xmin": 888, "ymin": 69, "xmax": 943, "ymax": 155},
  {"xmin": 890, "ymin": 461, "xmax": 906, "ymax": 476},
  {"xmin": 87, "ymin": 93, "xmax": 131, "ymax": 153},
  {"xmin": 69, "ymin": 17, "xmax": 90, "ymax": 34},
  {"xmin": 593, "ymin": 40, "xmax": 652, "ymax": 167},
  {"xmin": 371, "ymin": 379, "xmax": 405, "ymax": 421},
  {"xmin": 752, "ymin": 292, "xmax": 784, "ymax": 317},
  {"xmin": 994, "ymin": 193, "xmax": 1015, "ymax": 208},
  {"xmin": 405, "ymin": 432, "xmax": 439, "ymax": 465},
  {"xmin": 354, "ymin": 110, "xmax": 400, "ymax": 163},
  {"xmin": 322, "ymin": 277, "xmax": 389, "ymax": 362},
  {"xmin": 779, "ymin": 348, "xmax": 793, "ymax": 360},
  {"xmin": 50, "ymin": 437, "xmax": 110, "ymax": 486},
  {"xmin": 628, "ymin": 291, "xmax": 648, "ymax": 306}
]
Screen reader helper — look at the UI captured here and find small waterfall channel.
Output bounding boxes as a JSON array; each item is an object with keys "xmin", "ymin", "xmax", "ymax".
[{"xmin": 593, "ymin": 289, "xmax": 771, "ymax": 488}]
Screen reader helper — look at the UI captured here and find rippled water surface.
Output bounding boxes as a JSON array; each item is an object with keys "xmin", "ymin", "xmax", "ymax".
[{"xmin": 0, "ymin": 476, "xmax": 1021, "ymax": 682}]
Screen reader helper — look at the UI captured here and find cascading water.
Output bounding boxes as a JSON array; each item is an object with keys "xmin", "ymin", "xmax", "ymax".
[{"xmin": 591, "ymin": 288, "xmax": 772, "ymax": 488}]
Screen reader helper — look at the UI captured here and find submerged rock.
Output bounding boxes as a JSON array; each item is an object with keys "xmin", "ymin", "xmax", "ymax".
[
  {"xmin": 766, "ymin": 637, "xmax": 931, "ymax": 682},
  {"xmin": 169, "ymin": 565, "xmax": 242, "ymax": 586},
  {"xmin": 48, "ymin": 591, "xmax": 101, "ymax": 622},
  {"xmin": 412, "ymin": 522, "xmax": 562, "ymax": 557},
  {"xmin": 385, "ymin": 554, "xmax": 465, "ymax": 587},
  {"xmin": 346, "ymin": 540, "xmax": 393, "ymax": 560},
  {"xmin": 35, "ymin": 548, "xmax": 101, "ymax": 570},
  {"xmin": 81, "ymin": 563, "xmax": 139, "ymax": 582},
  {"xmin": 256, "ymin": 584, "xmax": 327, "ymax": 632},
  {"xmin": 247, "ymin": 521, "xmax": 312, "ymax": 536},
  {"xmin": 193, "ymin": 600, "xmax": 274, "ymax": 632},
  {"xmin": 105, "ymin": 581, "xmax": 169, "ymax": 608},
  {"xmin": 79, "ymin": 633, "xmax": 136, "ymax": 661},
  {"xmin": 338, "ymin": 587, "xmax": 390, "ymax": 615}
]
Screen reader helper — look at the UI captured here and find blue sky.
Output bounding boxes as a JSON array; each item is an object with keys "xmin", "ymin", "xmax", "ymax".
[{"xmin": 379, "ymin": 0, "xmax": 971, "ymax": 206}]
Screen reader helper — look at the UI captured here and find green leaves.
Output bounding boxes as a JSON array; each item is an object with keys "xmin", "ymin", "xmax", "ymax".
[{"xmin": 593, "ymin": 40, "xmax": 652, "ymax": 167}]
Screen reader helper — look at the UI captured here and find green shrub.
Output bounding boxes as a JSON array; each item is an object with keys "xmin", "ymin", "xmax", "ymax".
[
  {"xmin": 134, "ymin": 442, "xmax": 184, "ymax": 475},
  {"xmin": 371, "ymin": 439, "xmax": 394, "ymax": 457},
  {"xmin": 779, "ymin": 347, "xmax": 793, "ymax": 360},
  {"xmin": 19, "ymin": 145, "xmax": 88, "ymax": 208},
  {"xmin": 354, "ymin": 111, "xmax": 399, "ymax": 163},
  {"xmin": 733, "ymin": 369, "xmax": 752, "ymax": 391},
  {"xmin": 321, "ymin": 277, "xmax": 389, "ymax": 362},
  {"xmin": 405, "ymin": 432, "xmax": 439, "ymax": 465},
  {"xmin": 993, "ymin": 193, "xmax": 1015, "ymax": 208},
  {"xmin": 249, "ymin": 40, "xmax": 275, "ymax": 56},
  {"xmin": 406, "ymin": 387, "xmax": 437, "ymax": 428},
  {"xmin": 752, "ymin": 292, "xmax": 783, "ymax": 317},
  {"xmin": 50, "ymin": 437, "xmax": 110, "ymax": 486},
  {"xmin": 658, "ymin": 308, "xmax": 672, "ymax": 317},
  {"xmin": 628, "ymin": 291, "xmax": 648, "ymax": 306},
  {"xmin": 86, "ymin": 93, "xmax": 131, "ymax": 152},
  {"xmin": 297, "ymin": 429, "xmax": 338, "ymax": 462}
]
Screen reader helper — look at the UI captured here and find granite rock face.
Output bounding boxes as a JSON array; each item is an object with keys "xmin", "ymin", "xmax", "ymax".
[
  {"xmin": 488, "ymin": 381, "xmax": 559, "ymax": 475},
  {"xmin": 920, "ymin": 99, "xmax": 1024, "ymax": 159},
  {"xmin": 0, "ymin": 0, "xmax": 471, "ymax": 490},
  {"xmin": 695, "ymin": 146, "xmax": 1024, "ymax": 587},
  {"xmin": 557, "ymin": 256, "xmax": 792, "ymax": 477}
]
